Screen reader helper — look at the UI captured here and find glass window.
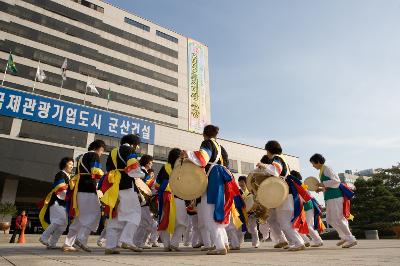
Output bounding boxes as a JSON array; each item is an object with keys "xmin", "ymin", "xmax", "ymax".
[
  {"xmin": 153, "ymin": 145, "xmax": 172, "ymax": 161},
  {"xmin": 0, "ymin": 116, "xmax": 13, "ymax": 134},
  {"xmin": 241, "ymin": 161, "xmax": 255, "ymax": 175},
  {"xmin": 124, "ymin": 17, "xmax": 150, "ymax": 32},
  {"xmin": 228, "ymin": 159, "xmax": 239, "ymax": 173},
  {"xmin": 156, "ymin": 30, "xmax": 178, "ymax": 44},
  {"xmin": 19, "ymin": 120, "xmax": 88, "ymax": 147}
]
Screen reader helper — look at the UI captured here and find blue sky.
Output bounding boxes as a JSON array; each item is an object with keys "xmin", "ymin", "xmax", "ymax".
[{"xmin": 109, "ymin": 0, "xmax": 400, "ymax": 177}]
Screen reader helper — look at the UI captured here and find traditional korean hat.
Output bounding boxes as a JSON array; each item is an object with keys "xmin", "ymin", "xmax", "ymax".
[
  {"xmin": 304, "ymin": 176, "xmax": 320, "ymax": 191},
  {"xmin": 256, "ymin": 176, "xmax": 289, "ymax": 209},
  {"xmin": 169, "ymin": 159, "xmax": 208, "ymax": 200}
]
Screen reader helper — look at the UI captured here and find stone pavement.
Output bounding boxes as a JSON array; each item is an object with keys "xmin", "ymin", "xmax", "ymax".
[{"xmin": 0, "ymin": 236, "xmax": 399, "ymax": 266}]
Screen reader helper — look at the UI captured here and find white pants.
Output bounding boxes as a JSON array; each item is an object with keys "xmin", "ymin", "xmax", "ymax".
[
  {"xmin": 259, "ymin": 221, "xmax": 270, "ymax": 240},
  {"xmin": 276, "ymin": 197, "xmax": 304, "ymax": 247},
  {"xmin": 199, "ymin": 193, "xmax": 228, "ymax": 250},
  {"xmin": 197, "ymin": 200, "xmax": 212, "ymax": 248},
  {"xmin": 226, "ymin": 217, "xmax": 241, "ymax": 248},
  {"xmin": 159, "ymin": 198, "xmax": 188, "ymax": 248},
  {"xmin": 184, "ymin": 214, "xmax": 193, "ymax": 245},
  {"xmin": 41, "ymin": 202, "xmax": 68, "ymax": 246},
  {"xmin": 190, "ymin": 215, "xmax": 201, "ymax": 246},
  {"xmin": 326, "ymin": 198, "xmax": 356, "ymax": 242},
  {"xmin": 267, "ymin": 208, "xmax": 287, "ymax": 244},
  {"xmin": 105, "ymin": 188, "xmax": 142, "ymax": 249},
  {"xmin": 248, "ymin": 215, "xmax": 260, "ymax": 247},
  {"xmin": 65, "ymin": 192, "xmax": 101, "ymax": 247},
  {"xmin": 301, "ymin": 209, "xmax": 323, "ymax": 244},
  {"xmin": 148, "ymin": 218, "xmax": 159, "ymax": 244},
  {"xmin": 134, "ymin": 206, "xmax": 153, "ymax": 247}
]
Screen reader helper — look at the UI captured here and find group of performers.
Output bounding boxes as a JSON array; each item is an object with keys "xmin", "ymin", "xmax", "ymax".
[{"xmin": 38, "ymin": 124, "xmax": 357, "ymax": 255}]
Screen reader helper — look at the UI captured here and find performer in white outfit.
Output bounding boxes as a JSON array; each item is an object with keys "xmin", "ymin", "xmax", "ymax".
[
  {"xmin": 257, "ymin": 140, "xmax": 305, "ymax": 251},
  {"xmin": 63, "ymin": 140, "xmax": 106, "ymax": 252},
  {"xmin": 39, "ymin": 157, "xmax": 74, "ymax": 249},
  {"xmin": 100, "ymin": 134, "xmax": 145, "ymax": 255},
  {"xmin": 310, "ymin": 153, "xmax": 357, "ymax": 248}
]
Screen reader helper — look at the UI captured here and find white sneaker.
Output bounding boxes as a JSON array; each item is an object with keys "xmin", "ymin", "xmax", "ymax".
[
  {"xmin": 288, "ymin": 245, "xmax": 306, "ymax": 251},
  {"xmin": 39, "ymin": 238, "xmax": 49, "ymax": 247},
  {"xmin": 336, "ymin": 239, "xmax": 346, "ymax": 246},
  {"xmin": 342, "ymin": 240, "xmax": 357, "ymax": 248}
]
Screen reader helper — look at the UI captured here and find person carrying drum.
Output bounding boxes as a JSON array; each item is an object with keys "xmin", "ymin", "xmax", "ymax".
[
  {"xmin": 256, "ymin": 140, "xmax": 306, "ymax": 251},
  {"xmin": 310, "ymin": 153, "xmax": 357, "ymax": 248},
  {"xmin": 100, "ymin": 134, "xmax": 145, "ymax": 255},
  {"xmin": 156, "ymin": 148, "xmax": 189, "ymax": 252},
  {"xmin": 181, "ymin": 125, "xmax": 243, "ymax": 255}
]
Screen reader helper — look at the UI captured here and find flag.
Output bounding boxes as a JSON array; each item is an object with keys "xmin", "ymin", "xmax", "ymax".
[
  {"xmin": 36, "ymin": 65, "xmax": 46, "ymax": 82},
  {"xmin": 7, "ymin": 54, "xmax": 18, "ymax": 74},
  {"xmin": 86, "ymin": 78, "xmax": 99, "ymax": 94},
  {"xmin": 61, "ymin": 58, "xmax": 67, "ymax": 80},
  {"xmin": 107, "ymin": 86, "xmax": 111, "ymax": 103}
]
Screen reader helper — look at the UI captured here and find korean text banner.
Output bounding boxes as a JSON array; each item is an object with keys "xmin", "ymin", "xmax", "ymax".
[
  {"xmin": 0, "ymin": 86, "xmax": 155, "ymax": 144},
  {"xmin": 187, "ymin": 39, "xmax": 208, "ymax": 133}
]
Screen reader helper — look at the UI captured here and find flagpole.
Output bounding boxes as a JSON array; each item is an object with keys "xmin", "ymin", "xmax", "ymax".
[
  {"xmin": 107, "ymin": 82, "xmax": 110, "ymax": 111},
  {"xmin": 84, "ymin": 75, "xmax": 89, "ymax": 106},
  {"xmin": 33, "ymin": 60, "xmax": 40, "ymax": 92},
  {"xmin": 1, "ymin": 52, "xmax": 11, "ymax": 86},
  {"xmin": 59, "ymin": 78, "xmax": 64, "ymax": 99}
]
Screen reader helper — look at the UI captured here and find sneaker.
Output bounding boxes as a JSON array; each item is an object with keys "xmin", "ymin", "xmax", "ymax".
[
  {"xmin": 62, "ymin": 245, "xmax": 78, "ymax": 252},
  {"xmin": 304, "ymin": 242, "xmax": 310, "ymax": 247},
  {"xmin": 39, "ymin": 238, "xmax": 49, "ymax": 247},
  {"xmin": 274, "ymin": 241, "xmax": 288, "ymax": 248},
  {"xmin": 105, "ymin": 248, "xmax": 120, "ymax": 255},
  {"xmin": 193, "ymin": 243, "xmax": 203, "ymax": 248},
  {"xmin": 311, "ymin": 242, "xmax": 323, "ymax": 247},
  {"xmin": 201, "ymin": 246, "xmax": 215, "ymax": 251},
  {"xmin": 169, "ymin": 245, "xmax": 182, "ymax": 252},
  {"xmin": 75, "ymin": 240, "xmax": 91, "ymax": 252},
  {"xmin": 207, "ymin": 248, "xmax": 227, "ymax": 255},
  {"xmin": 288, "ymin": 245, "xmax": 306, "ymax": 251},
  {"xmin": 342, "ymin": 240, "xmax": 357, "ymax": 248},
  {"xmin": 121, "ymin": 242, "xmax": 143, "ymax": 252},
  {"xmin": 46, "ymin": 245, "xmax": 60, "ymax": 250},
  {"xmin": 336, "ymin": 239, "xmax": 346, "ymax": 246}
]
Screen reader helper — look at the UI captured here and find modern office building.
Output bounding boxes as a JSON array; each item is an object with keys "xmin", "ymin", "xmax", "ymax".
[{"xmin": 0, "ymin": 0, "xmax": 299, "ymax": 231}]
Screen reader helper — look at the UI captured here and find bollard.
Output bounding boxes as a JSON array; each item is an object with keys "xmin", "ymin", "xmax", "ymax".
[{"xmin": 365, "ymin": 230, "xmax": 379, "ymax": 240}]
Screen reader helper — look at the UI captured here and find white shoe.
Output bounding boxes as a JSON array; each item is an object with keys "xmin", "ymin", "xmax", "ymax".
[
  {"xmin": 75, "ymin": 240, "xmax": 91, "ymax": 252},
  {"xmin": 310, "ymin": 242, "xmax": 323, "ymax": 247},
  {"xmin": 39, "ymin": 238, "xmax": 49, "ymax": 247},
  {"xmin": 336, "ymin": 239, "xmax": 346, "ymax": 246},
  {"xmin": 342, "ymin": 240, "xmax": 357, "ymax": 248},
  {"xmin": 288, "ymin": 245, "xmax": 306, "ymax": 251},
  {"xmin": 121, "ymin": 243, "xmax": 143, "ymax": 252}
]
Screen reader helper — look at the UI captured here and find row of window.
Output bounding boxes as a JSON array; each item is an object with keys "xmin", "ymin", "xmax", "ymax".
[
  {"xmin": 3, "ymin": 3, "xmax": 178, "ymax": 73},
  {"xmin": 124, "ymin": 17, "xmax": 150, "ymax": 32},
  {"xmin": 1, "ymin": 38, "xmax": 178, "ymax": 102},
  {"xmin": 22, "ymin": 0, "xmax": 179, "ymax": 58},
  {"xmin": 0, "ymin": 60, "xmax": 179, "ymax": 119},
  {"xmin": 156, "ymin": 30, "xmax": 179, "ymax": 44},
  {"xmin": 3, "ymin": 80, "xmax": 178, "ymax": 128},
  {"xmin": 94, "ymin": 134, "xmax": 149, "ymax": 154},
  {"xmin": 70, "ymin": 0, "xmax": 104, "ymax": 13}
]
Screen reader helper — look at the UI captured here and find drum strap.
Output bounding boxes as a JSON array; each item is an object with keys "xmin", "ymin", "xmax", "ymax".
[{"xmin": 206, "ymin": 139, "xmax": 222, "ymax": 175}]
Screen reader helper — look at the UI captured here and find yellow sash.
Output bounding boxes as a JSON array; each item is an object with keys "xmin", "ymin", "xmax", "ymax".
[
  {"xmin": 164, "ymin": 163, "xmax": 176, "ymax": 234},
  {"xmin": 39, "ymin": 182, "xmax": 67, "ymax": 229}
]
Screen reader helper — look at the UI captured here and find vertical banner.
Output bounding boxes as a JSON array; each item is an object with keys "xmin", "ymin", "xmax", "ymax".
[{"xmin": 188, "ymin": 39, "xmax": 208, "ymax": 133}]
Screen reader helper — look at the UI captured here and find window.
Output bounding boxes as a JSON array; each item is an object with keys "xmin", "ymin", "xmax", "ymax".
[
  {"xmin": 19, "ymin": 120, "xmax": 88, "ymax": 147},
  {"xmin": 153, "ymin": 145, "xmax": 172, "ymax": 161},
  {"xmin": 228, "ymin": 159, "xmax": 239, "ymax": 173},
  {"xmin": 0, "ymin": 116, "xmax": 13, "ymax": 134},
  {"xmin": 156, "ymin": 30, "xmax": 178, "ymax": 44},
  {"xmin": 241, "ymin": 161, "xmax": 255, "ymax": 175},
  {"xmin": 124, "ymin": 17, "xmax": 150, "ymax": 32},
  {"xmin": 70, "ymin": 0, "xmax": 104, "ymax": 13}
]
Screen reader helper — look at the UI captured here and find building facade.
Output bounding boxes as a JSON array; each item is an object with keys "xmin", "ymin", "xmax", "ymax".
[{"xmin": 0, "ymin": 0, "xmax": 299, "ymax": 232}]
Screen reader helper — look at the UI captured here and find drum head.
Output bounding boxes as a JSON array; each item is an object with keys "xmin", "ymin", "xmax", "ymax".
[
  {"xmin": 256, "ymin": 177, "xmax": 289, "ymax": 208},
  {"xmin": 170, "ymin": 159, "xmax": 208, "ymax": 200},
  {"xmin": 244, "ymin": 194, "xmax": 254, "ymax": 212},
  {"xmin": 246, "ymin": 170, "xmax": 272, "ymax": 193},
  {"xmin": 135, "ymin": 178, "xmax": 152, "ymax": 196},
  {"xmin": 304, "ymin": 176, "xmax": 320, "ymax": 191}
]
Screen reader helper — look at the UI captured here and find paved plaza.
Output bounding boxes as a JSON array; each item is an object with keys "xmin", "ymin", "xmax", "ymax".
[{"xmin": 0, "ymin": 235, "xmax": 399, "ymax": 266}]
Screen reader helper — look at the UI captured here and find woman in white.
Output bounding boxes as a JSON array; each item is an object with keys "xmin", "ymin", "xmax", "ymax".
[{"xmin": 310, "ymin": 153, "xmax": 357, "ymax": 248}]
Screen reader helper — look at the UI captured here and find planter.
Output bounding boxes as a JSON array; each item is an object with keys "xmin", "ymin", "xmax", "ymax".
[
  {"xmin": 392, "ymin": 225, "xmax": 400, "ymax": 239},
  {"xmin": 364, "ymin": 230, "xmax": 379, "ymax": 240},
  {"xmin": 0, "ymin": 221, "xmax": 11, "ymax": 233}
]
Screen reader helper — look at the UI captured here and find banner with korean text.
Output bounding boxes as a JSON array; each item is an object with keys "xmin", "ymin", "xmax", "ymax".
[
  {"xmin": 187, "ymin": 39, "xmax": 208, "ymax": 133},
  {"xmin": 0, "ymin": 86, "xmax": 155, "ymax": 144}
]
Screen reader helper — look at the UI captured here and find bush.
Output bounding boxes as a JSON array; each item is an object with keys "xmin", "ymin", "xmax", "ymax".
[{"xmin": 0, "ymin": 202, "xmax": 17, "ymax": 221}]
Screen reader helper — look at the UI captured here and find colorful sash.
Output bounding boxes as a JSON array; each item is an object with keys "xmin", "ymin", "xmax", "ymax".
[
  {"xmin": 39, "ymin": 178, "xmax": 68, "ymax": 229},
  {"xmin": 286, "ymin": 175, "xmax": 311, "ymax": 234},
  {"xmin": 310, "ymin": 197, "xmax": 326, "ymax": 232},
  {"xmin": 157, "ymin": 163, "xmax": 177, "ymax": 234},
  {"xmin": 339, "ymin": 183, "xmax": 355, "ymax": 220}
]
